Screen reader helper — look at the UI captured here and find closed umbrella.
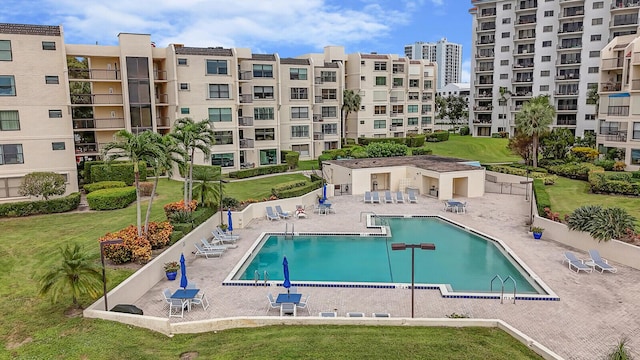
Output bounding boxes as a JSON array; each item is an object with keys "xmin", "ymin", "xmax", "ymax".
[
  {"xmin": 227, "ymin": 209, "xmax": 233, "ymax": 235},
  {"xmin": 179, "ymin": 253, "xmax": 188, "ymax": 290},
  {"xmin": 282, "ymin": 256, "xmax": 291, "ymax": 294},
  {"xmin": 322, "ymin": 183, "xmax": 327, "ymax": 202}
]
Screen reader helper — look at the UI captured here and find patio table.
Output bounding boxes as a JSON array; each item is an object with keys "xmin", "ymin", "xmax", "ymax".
[
  {"xmin": 171, "ymin": 289, "xmax": 200, "ymax": 311},
  {"xmin": 276, "ymin": 293, "xmax": 302, "ymax": 304}
]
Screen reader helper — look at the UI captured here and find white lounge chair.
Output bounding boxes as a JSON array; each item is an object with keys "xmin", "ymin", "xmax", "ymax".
[
  {"xmin": 395, "ymin": 191, "xmax": 404, "ymax": 203},
  {"xmin": 200, "ymin": 238, "xmax": 230, "ymax": 252},
  {"xmin": 275, "ymin": 205, "xmax": 292, "ymax": 219},
  {"xmin": 407, "ymin": 190, "xmax": 418, "ymax": 203},
  {"xmin": 266, "ymin": 206, "xmax": 280, "ymax": 221},
  {"xmin": 193, "ymin": 243, "xmax": 224, "ymax": 259},
  {"xmin": 383, "ymin": 191, "xmax": 393, "ymax": 203},
  {"xmin": 588, "ymin": 249, "xmax": 617, "ymax": 273},
  {"xmin": 371, "ymin": 192, "xmax": 381, "ymax": 203},
  {"xmin": 295, "ymin": 205, "xmax": 307, "ymax": 219},
  {"xmin": 212, "ymin": 228, "xmax": 239, "ymax": 244},
  {"xmin": 562, "ymin": 252, "xmax": 593, "ymax": 273},
  {"xmin": 364, "ymin": 191, "xmax": 373, "ymax": 203}
]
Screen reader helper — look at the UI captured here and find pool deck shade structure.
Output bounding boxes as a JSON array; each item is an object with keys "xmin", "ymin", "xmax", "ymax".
[{"xmin": 391, "ymin": 242, "xmax": 436, "ymax": 318}]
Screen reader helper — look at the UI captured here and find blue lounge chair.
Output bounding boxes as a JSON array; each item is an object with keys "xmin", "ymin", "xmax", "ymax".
[
  {"xmin": 588, "ymin": 249, "xmax": 617, "ymax": 273},
  {"xmin": 371, "ymin": 192, "xmax": 381, "ymax": 203},
  {"xmin": 407, "ymin": 190, "xmax": 418, "ymax": 203},
  {"xmin": 275, "ymin": 205, "xmax": 292, "ymax": 219},
  {"xmin": 562, "ymin": 252, "xmax": 592, "ymax": 273},
  {"xmin": 383, "ymin": 191, "xmax": 393, "ymax": 203},
  {"xmin": 265, "ymin": 206, "xmax": 279, "ymax": 221},
  {"xmin": 395, "ymin": 191, "xmax": 404, "ymax": 203},
  {"xmin": 364, "ymin": 191, "xmax": 373, "ymax": 203}
]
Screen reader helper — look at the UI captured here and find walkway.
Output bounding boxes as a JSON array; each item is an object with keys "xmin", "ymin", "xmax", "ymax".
[{"xmin": 134, "ymin": 192, "xmax": 640, "ymax": 360}]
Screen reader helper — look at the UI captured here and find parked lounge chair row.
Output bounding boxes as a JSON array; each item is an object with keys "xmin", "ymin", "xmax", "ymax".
[
  {"xmin": 364, "ymin": 190, "xmax": 417, "ymax": 204},
  {"xmin": 562, "ymin": 249, "xmax": 618, "ymax": 274},
  {"xmin": 266, "ymin": 205, "xmax": 294, "ymax": 221},
  {"xmin": 193, "ymin": 227, "xmax": 241, "ymax": 258}
]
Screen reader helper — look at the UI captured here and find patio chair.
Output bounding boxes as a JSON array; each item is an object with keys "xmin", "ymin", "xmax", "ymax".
[
  {"xmin": 395, "ymin": 191, "xmax": 404, "ymax": 203},
  {"xmin": 372, "ymin": 313, "xmax": 391, "ymax": 318},
  {"xmin": 347, "ymin": 312, "xmax": 365, "ymax": 317},
  {"xmin": 266, "ymin": 293, "xmax": 279, "ymax": 314},
  {"xmin": 364, "ymin": 191, "xmax": 373, "ymax": 203},
  {"xmin": 193, "ymin": 243, "xmax": 224, "ymax": 259},
  {"xmin": 266, "ymin": 206, "xmax": 280, "ymax": 221},
  {"xmin": 186, "ymin": 283, "xmax": 197, "ymax": 289},
  {"xmin": 200, "ymin": 238, "xmax": 230, "ymax": 252},
  {"xmin": 371, "ymin": 192, "xmax": 381, "ymax": 203},
  {"xmin": 210, "ymin": 232, "xmax": 239, "ymax": 247},
  {"xmin": 295, "ymin": 205, "xmax": 307, "ymax": 219},
  {"xmin": 407, "ymin": 190, "xmax": 418, "ymax": 203},
  {"xmin": 442, "ymin": 200, "xmax": 453, "ymax": 212},
  {"xmin": 457, "ymin": 201, "xmax": 468, "ymax": 214},
  {"xmin": 588, "ymin": 249, "xmax": 618, "ymax": 273},
  {"xmin": 190, "ymin": 292, "xmax": 210, "ymax": 311},
  {"xmin": 280, "ymin": 302, "xmax": 297, "ymax": 316},
  {"xmin": 288, "ymin": 286, "xmax": 298, "ymax": 294},
  {"xmin": 562, "ymin": 251, "xmax": 593, "ymax": 273},
  {"xmin": 296, "ymin": 294, "xmax": 311, "ymax": 315},
  {"xmin": 275, "ymin": 205, "xmax": 292, "ymax": 219},
  {"xmin": 319, "ymin": 311, "xmax": 337, "ymax": 317},
  {"xmin": 163, "ymin": 289, "xmax": 186, "ymax": 318},
  {"xmin": 383, "ymin": 191, "xmax": 393, "ymax": 203}
]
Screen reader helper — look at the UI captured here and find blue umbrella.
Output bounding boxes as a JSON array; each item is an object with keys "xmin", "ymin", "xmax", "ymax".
[
  {"xmin": 322, "ymin": 183, "xmax": 327, "ymax": 202},
  {"xmin": 179, "ymin": 253, "xmax": 188, "ymax": 290},
  {"xmin": 227, "ymin": 209, "xmax": 233, "ymax": 234},
  {"xmin": 282, "ymin": 256, "xmax": 291, "ymax": 294}
]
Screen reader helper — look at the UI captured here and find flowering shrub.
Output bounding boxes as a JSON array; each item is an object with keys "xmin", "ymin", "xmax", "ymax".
[
  {"xmin": 544, "ymin": 207, "xmax": 562, "ymax": 223},
  {"xmin": 163, "ymin": 200, "xmax": 197, "ymax": 218},
  {"xmin": 138, "ymin": 182, "xmax": 154, "ymax": 196},
  {"xmin": 99, "ymin": 221, "xmax": 172, "ymax": 264},
  {"xmin": 146, "ymin": 221, "xmax": 173, "ymax": 249}
]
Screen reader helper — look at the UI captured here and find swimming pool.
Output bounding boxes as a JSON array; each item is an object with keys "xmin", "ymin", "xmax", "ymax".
[{"xmin": 225, "ymin": 216, "xmax": 558, "ymax": 300}]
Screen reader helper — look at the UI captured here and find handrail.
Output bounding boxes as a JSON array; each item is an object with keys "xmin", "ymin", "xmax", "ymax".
[
  {"xmin": 254, "ymin": 270, "xmax": 260, "ymax": 283},
  {"xmin": 504, "ymin": 276, "xmax": 517, "ymax": 304},
  {"xmin": 490, "ymin": 274, "xmax": 517, "ymax": 304},
  {"xmin": 264, "ymin": 270, "xmax": 269, "ymax": 284},
  {"xmin": 490, "ymin": 274, "xmax": 505, "ymax": 303}
]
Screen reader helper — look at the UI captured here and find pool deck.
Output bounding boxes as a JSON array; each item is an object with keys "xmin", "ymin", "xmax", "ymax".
[{"xmin": 134, "ymin": 193, "xmax": 640, "ymax": 360}]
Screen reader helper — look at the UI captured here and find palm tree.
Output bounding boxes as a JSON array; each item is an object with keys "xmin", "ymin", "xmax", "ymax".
[
  {"xmin": 192, "ymin": 169, "xmax": 222, "ymax": 208},
  {"xmin": 170, "ymin": 118, "xmax": 215, "ymax": 205},
  {"xmin": 38, "ymin": 244, "xmax": 102, "ymax": 308},
  {"xmin": 341, "ymin": 90, "xmax": 361, "ymax": 144},
  {"xmin": 102, "ymin": 129, "xmax": 164, "ymax": 236},
  {"xmin": 514, "ymin": 95, "xmax": 555, "ymax": 167}
]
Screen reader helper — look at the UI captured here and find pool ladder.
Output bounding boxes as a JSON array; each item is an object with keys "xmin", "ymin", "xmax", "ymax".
[
  {"xmin": 254, "ymin": 270, "xmax": 269, "ymax": 285},
  {"xmin": 490, "ymin": 275, "xmax": 517, "ymax": 304},
  {"xmin": 284, "ymin": 223, "xmax": 294, "ymax": 239}
]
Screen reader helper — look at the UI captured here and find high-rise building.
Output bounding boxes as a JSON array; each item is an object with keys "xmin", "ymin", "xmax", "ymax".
[
  {"xmin": 469, "ymin": 0, "xmax": 638, "ymax": 137},
  {"xmin": 404, "ymin": 38, "xmax": 463, "ymax": 89}
]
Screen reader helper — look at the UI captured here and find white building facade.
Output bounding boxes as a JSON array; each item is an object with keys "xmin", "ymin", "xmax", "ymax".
[{"xmin": 404, "ymin": 38, "xmax": 463, "ymax": 90}]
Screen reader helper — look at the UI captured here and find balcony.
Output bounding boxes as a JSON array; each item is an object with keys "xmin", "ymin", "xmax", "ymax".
[
  {"xmin": 153, "ymin": 70, "xmax": 167, "ymax": 81},
  {"xmin": 313, "ymin": 132, "xmax": 324, "ymax": 140},
  {"xmin": 156, "ymin": 117, "xmax": 171, "ymax": 127},
  {"xmin": 557, "ymin": 104, "xmax": 578, "ymax": 111},
  {"xmin": 554, "ymin": 90, "xmax": 579, "ymax": 96},
  {"xmin": 601, "ymin": 83, "xmax": 622, "ymax": 92},
  {"xmin": 556, "ymin": 119, "xmax": 577, "ymax": 126},
  {"xmin": 313, "ymin": 114, "xmax": 323, "ymax": 122},
  {"xmin": 477, "ymin": 91, "xmax": 493, "ymax": 98},
  {"xmin": 612, "ymin": 0, "xmax": 640, "ymax": 9},
  {"xmin": 155, "ymin": 93, "xmax": 169, "ymax": 104},
  {"xmin": 74, "ymin": 142, "xmax": 99, "ymax": 154},
  {"xmin": 479, "ymin": 8, "xmax": 496, "ymax": 17},
  {"xmin": 473, "ymin": 118, "xmax": 492, "ymax": 124},
  {"xmin": 557, "ymin": 43, "xmax": 582, "ymax": 51},
  {"xmin": 555, "ymin": 73, "xmax": 580, "ymax": 80},
  {"xmin": 70, "ymin": 93, "xmax": 123, "ymax": 105},
  {"xmin": 602, "ymin": 58, "xmax": 624, "ymax": 70},
  {"xmin": 516, "ymin": 2, "xmax": 537, "ymax": 12},
  {"xmin": 608, "ymin": 105, "xmax": 630, "ymax": 116},
  {"xmin": 598, "ymin": 132, "xmax": 628, "ymax": 142},
  {"xmin": 476, "ymin": 39, "xmax": 495, "ymax": 45},
  {"xmin": 68, "ymin": 68, "xmax": 121, "ymax": 80},
  {"xmin": 560, "ymin": 9, "xmax": 584, "ymax": 18},
  {"xmin": 239, "ymin": 138, "xmax": 255, "ymax": 149},
  {"xmin": 513, "ymin": 62, "xmax": 534, "ymax": 69},
  {"xmin": 475, "ymin": 66, "xmax": 494, "ymax": 72},
  {"xmin": 558, "ymin": 26, "xmax": 583, "ymax": 34},
  {"xmin": 477, "ymin": 23, "xmax": 496, "ymax": 32},
  {"xmin": 240, "ymin": 94, "xmax": 253, "ymax": 103},
  {"xmin": 557, "ymin": 58, "xmax": 581, "ymax": 66},
  {"xmin": 238, "ymin": 117, "xmax": 254, "ymax": 126},
  {"xmin": 515, "ymin": 17, "xmax": 536, "ymax": 26},
  {"xmin": 513, "ymin": 49, "xmax": 534, "ymax": 56},
  {"xmin": 473, "ymin": 105, "xmax": 493, "ymax": 112},
  {"xmin": 513, "ymin": 76, "xmax": 533, "ymax": 83},
  {"xmin": 72, "ymin": 117, "xmax": 126, "ymax": 129},
  {"xmin": 239, "ymin": 71, "xmax": 252, "ymax": 81}
]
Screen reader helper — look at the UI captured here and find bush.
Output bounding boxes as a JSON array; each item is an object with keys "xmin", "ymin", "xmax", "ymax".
[
  {"xmin": 169, "ymin": 210, "xmax": 195, "ymax": 223},
  {"xmin": 169, "ymin": 231, "xmax": 184, "ymax": 245},
  {"xmin": 192, "ymin": 207, "xmax": 216, "ymax": 228},
  {"xmin": 405, "ymin": 135, "xmax": 426, "ymax": 148},
  {"xmin": 426, "ymin": 131, "xmax": 450, "ymax": 142},
  {"xmin": 357, "ymin": 137, "xmax": 405, "ymax": 146},
  {"xmin": 145, "ymin": 221, "xmax": 173, "ymax": 249},
  {"xmin": 459, "ymin": 126, "xmax": 470, "ymax": 136},
  {"xmin": 86, "ymin": 187, "xmax": 137, "ymax": 210},
  {"xmin": 589, "ymin": 172, "xmax": 640, "ymax": 196},
  {"xmin": 18, "ymin": 172, "xmax": 66, "ymax": 200},
  {"xmin": 275, "ymin": 180, "xmax": 324, "ymax": 199},
  {"xmin": 364, "ymin": 142, "xmax": 408, "ymax": 158},
  {"xmin": 183, "ymin": 164, "xmax": 221, "ymax": 180},
  {"xmin": 91, "ymin": 162, "xmax": 147, "ymax": 185},
  {"xmin": 283, "ymin": 151, "xmax": 300, "ymax": 170},
  {"xmin": 222, "ymin": 197, "xmax": 240, "ymax": 210},
  {"xmin": 228, "ymin": 164, "xmax": 288, "ymax": 179},
  {"xmin": 309, "ymin": 173, "xmax": 323, "ymax": 182},
  {"xmin": 489, "ymin": 165, "xmax": 557, "ymax": 185},
  {"xmin": 633, "ymin": 171, "xmax": 640, "ymax": 179},
  {"xmin": 546, "ymin": 162, "xmax": 602, "ymax": 181},
  {"xmin": 594, "ymin": 159, "xmax": 615, "ymax": 171},
  {"xmin": 99, "ymin": 221, "xmax": 172, "ymax": 264},
  {"xmin": 83, "ymin": 160, "xmax": 106, "ymax": 184},
  {"xmin": 411, "ymin": 148, "xmax": 433, "ymax": 156},
  {"xmin": 272, "ymin": 180, "xmax": 309, "ymax": 198},
  {"xmin": 163, "ymin": 200, "xmax": 198, "ymax": 218},
  {"xmin": 533, "ymin": 179, "xmax": 551, "ymax": 216},
  {"xmin": 613, "ymin": 161, "xmax": 626, "ymax": 171},
  {"xmin": 0, "ymin": 192, "xmax": 80, "ymax": 217},
  {"xmin": 570, "ymin": 147, "xmax": 599, "ymax": 162},
  {"xmin": 84, "ymin": 181, "xmax": 127, "ymax": 193},
  {"xmin": 138, "ymin": 182, "xmax": 154, "ymax": 196}
]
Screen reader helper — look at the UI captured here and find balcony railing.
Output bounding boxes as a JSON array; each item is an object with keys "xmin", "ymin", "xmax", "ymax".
[
  {"xmin": 156, "ymin": 117, "xmax": 171, "ymax": 127},
  {"xmin": 612, "ymin": 0, "xmax": 640, "ymax": 9},
  {"xmin": 598, "ymin": 133, "xmax": 628, "ymax": 142},
  {"xmin": 561, "ymin": 9, "xmax": 584, "ymax": 18},
  {"xmin": 555, "ymin": 73, "xmax": 580, "ymax": 80},
  {"xmin": 608, "ymin": 105, "xmax": 630, "ymax": 116},
  {"xmin": 155, "ymin": 93, "xmax": 168, "ymax": 104},
  {"xmin": 479, "ymin": 9, "xmax": 496, "ymax": 17},
  {"xmin": 558, "ymin": 26, "xmax": 583, "ymax": 33},
  {"xmin": 239, "ymin": 71, "xmax": 253, "ymax": 80},
  {"xmin": 239, "ymin": 138, "xmax": 254, "ymax": 149},
  {"xmin": 601, "ymin": 83, "xmax": 622, "ymax": 92},
  {"xmin": 473, "ymin": 119, "xmax": 492, "ymax": 124},
  {"xmin": 554, "ymin": 90, "xmax": 579, "ymax": 96},
  {"xmin": 70, "ymin": 94, "xmax": 123, "ymax": 105},
  {"xmin": 239, "ymin": 117, "xmax": 254, "ymax": 126},
  {"xmin": 153, "ymin": 70, "xmax": 167, "ymax": 81},
  {"xmin": 240, "ymin": 94, "xmax": 253, "ymax": 103},
  {"xmin": 602, "ymin": 58, "xmax": 624, "ymax": 69},
  {"xmin": 313, "ymin": 132, "xmax": 324, "ymax": 140},
  {"xmin": 556, "ymin": 119, "xmax": 577, "ymax": 126},
  {"xmin": 313, "ymin": 114, "xmax": 323, "ymax": 122},
  {"xmin": 557, "ymin": 104, "xmax": 578, "ymax": 111},
  {"xmin": 72, "ymin": 117, "xmax": 125, "ymax": 129},
  {"xmin": 74, "ymin": 142, "xmax": 99, "ymax": 154},
  {"xmin": 68, "ymin": 68, "xmax": 121, "ymax": 80}
]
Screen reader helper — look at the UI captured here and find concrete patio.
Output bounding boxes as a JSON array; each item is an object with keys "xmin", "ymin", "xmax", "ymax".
[{"xmin": 133, "ymin": 192, "xmax": 640, "ymax": 360}]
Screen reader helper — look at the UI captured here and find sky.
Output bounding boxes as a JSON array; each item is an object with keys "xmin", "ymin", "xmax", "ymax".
[{"xmin": 1, "ymin": 0, "xmax": 473, "ymax": 82}]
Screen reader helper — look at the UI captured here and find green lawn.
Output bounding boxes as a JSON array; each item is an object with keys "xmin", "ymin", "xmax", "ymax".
[
  {"xmin": 297, "ymin": 159, "xmax": 319, "ymax": 171},
  {"xmin": 425, "ymin": 134, "xmax": 520, "ymax": 164},
  {"xmin": 225, "ymin": 173, "xmax": 309, "ymax": 200}
]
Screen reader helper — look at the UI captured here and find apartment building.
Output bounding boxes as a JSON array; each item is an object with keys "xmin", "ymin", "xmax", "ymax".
[
  {"xmin": 468, "ymin": 0, "xmax": 640, "ymax": 137},
  {"xmin": 596, "ymin": 33, "xmax": 640, "ymax": 170},
  {"xmin": 404, "ymin": 38, "xmax": 463, "ymax": 90}
]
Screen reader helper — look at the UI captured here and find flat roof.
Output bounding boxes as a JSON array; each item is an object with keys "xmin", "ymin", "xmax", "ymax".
[{"xmin": 324, "ymin": 155, "xmax": 482, "ymax": 172}]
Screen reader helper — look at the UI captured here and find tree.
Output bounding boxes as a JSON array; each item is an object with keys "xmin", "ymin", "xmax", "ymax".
[
  {"xmin": 170, "ymin": 118, "xmax": 215, "ymax": 205},
  {"xmin": 102, "ymin": 130, "xmax": 165, "ymax": 236},
  {"xmin": 435, "ymin": 94, "xmax": 448, "ymax": 121},
  {"xmin": 541, "ymin": 128, "xmax": 575, "ymax": 161},
  {"xmin": 192, "ymin": 168, "xmax": 222, "ymax": 208},
  {"xmin": 447, "ymin": 95, "xmax": 469, "ymax": 126},
  {"xmin": 38, "ymin": 244, "xmax": 102, "ymax": 308},
  {"xmin": 514, "ymin": 95, "xmax": 555, "ymax": 167},
  {"xmin": 507, "ymin": 132, "xmax": 533, "ymax": 164},
  {"xmin": 18, "ymin": 172, "xmax": 66, "ymax": 200},
  {"xmin": 341, "ymin": 90, "xmax": 361, "ymax": 143}
]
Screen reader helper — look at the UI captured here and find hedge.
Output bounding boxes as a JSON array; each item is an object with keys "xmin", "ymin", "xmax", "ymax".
[
  {"xmin": 426, "ymin": 131, "xmax": 450, "ymax": 142},
  {"xmin": 589, "ymin": 172, "xmax": 640, "ymax": 196},
  {"xmin": 533, "ymin": 179, "xmax": 551, "ymax": 216},
  {"xmin": 192, "ymin": 207, "xmax": 216, "ymax": 227},
  {"xmin": 272, "ymin": 180, "xmax": 309, "ymax": 198},
  {"xmin": 283, "ymin": 151, "xmax": 300, "ymax": 169},
  {"xmin": 309, "ymin": 173, "xmax": 323, "ymax": 182},
  {"xmin": 91, "ymin": 162, "xmax": 147, "ymax": 185},
  {"xmin": 0, "ymin": 192, "xmax": 80, "ymax": 217},
  {"xmin": 488, "ymin": 165, "xmax": 557, "ymax": 185},
  {"xmin": 84, "ymin": 181, "xmax": 127, "ymax": 193},
  {"xmin": 405, "ymin": 135, "xmax": 426, "ymax": 148},
  {"xmin": 358, "ymin": 137, "xmax": 405, "ymax": 146},
  {"xmin": 276, "ymin": 180, "xmax": 323, "ymax": 199},
  {"xmin": 546, "ymin": 162, "xmax": 602, "ymax": 181},
  {"xmin": 411, "ymin": 148, "xmax": 433, "ymax": 156},
  {"xmin": 86, "ymin": 186, "xmax": 137, "ymax": 210},
  {"xmin": 83, "ymin": 160, "xmax": 106, "ymax": 183},
  {"xmin": 228, "ymin": 164, "xmax": 288, "ymax": 179}
]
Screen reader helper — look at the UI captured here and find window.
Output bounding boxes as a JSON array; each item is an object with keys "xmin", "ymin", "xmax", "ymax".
[
  {"xmin": 42, "ymin": 41, "xmax": 56, "ymax": 50},
  {"xmin": 540, "ymin": 85, "xmax": 549, "ymax": 91},
  {"xmin": 179, "ymin": 83, "xmax": 189, "ymax": 91},
  {"xmin": 290, "ymin": 68, "xmax": 307, "ymax": 80},
  {"xmin": 543, "ymin": 25, "xmax": 553, "ymax": 32},
  {"xmin": 589, "ymin": 51, "xmax": 599, "ymax": 58},
  {"xmin": 0, "ymin": 144, "xmax": 23, "ymax": 165},
  {"xmin": 393, "ymin": 78, "xmax": 404, "ymax": 87},
  {"xmin": 259, "ymin": 149, "xmax": 277, "ymax": 165},
  {"xmin": 213, "ymin": 131, "xmax": 233, "ymax": 145},
  {"xmin": 632, "ymin": 149, "xmax": 640, "ymax": 164},
  {"xmin": 254, "ymin": 107, "xmax": 274, "ymax": 120},
  {"xmin": 585, "ymin": 114, "xmax": 596, "ymax": 120},
  {"xmin": 374, "ymin": 62, "xmax": 387, "ymax": 71},
  {"xmin": 0, "ymin": 76, "xmax": 16, "ymax": 96},
  {"xmin": 208, "ymin": 108, "xmax": 232, "ymax": 122},
  {"xmin": 0, "ymin": 111, "xmax": 19, "ymax": 130},
  {"xmin": 320, "ymin": 71, "xmax": 336, "ymax": 82},
  {"xmin": 49, "ymin": 110, "xmax": 62, "ymax": 118},
  {"xmin": 541, "ymin": 56, "xmax": 551, "ymax": 62},
  {"xmin": 407, "ymin": 117, "xmax": 418, "ymax": 125},
  {"xmin": 544, "ymin": 10, "xmax": 553, "ymax": 17},
  {"xmin": 0, "ymin": 40, "xmax": 11, "ymax": 61},
  {"xmin": 254, "ymin": 86, "xmax": 274, "ymax": 99},
  {"xmin": 321, "ymin": 106, "xmax": 337, "ymax": 118},
  {"xmin": 391, "ymin": 118, "xmax": 403, "ymax": 126},
  {"xmin": 374, "ymin": 105, "xmax": 386, "ymax": 115},
  {"xmin": 52, "ymin": 142, "xmax": 65, "ymax": 150},
  {"xmin": 592, "ymin": 18, "xmax": 603, "ymax": 25},
  {"xmin": 503, "ymin": 3, "xmax": 511, "ymax": 9},
  {"xmin": 180, "ymin": 107, "xmax": 190, "ymax": 114},
  {"xmin": 322, "ymin": 89, "xmax": 337, "ymax": 100},
  {"xmin": 540, "ymin": 41, "xmax": 551, "ymax": 48},
  {"xmin": 588, "ymin": 67, "xmax": 599, "ymax": 73},
  {"xmin": 392, "ymin": 105, "xmax": 404, "ymax": 114},
  {"xmin": 255, "ymin": 128, "xmax": 275, "ymax": 141},
  {"xmin": 291, "ymin": 107, "xmax": 309, "ymax": 119},
  {"xmin": 253, "ymin": 64, "xmax": 273, "ymax": 78},
  {"xmin": 500, "ymin": 74, "xmax": 508, "ymax": 79},
  {"xmin": 322, "ymin": 123, "xmax": 337, "ymax": 134},
  {"xmin": 502, "ymin": 32, "xmax": 510, "ymax": 38},
  {"xmin": 291, "ymin": 125, "xmax": 309, "ymax": 138},
  {"xmin": 408, "ymin": 92, "xmax": 419, "ymax": 100},
  {"xmin": 361, "ymin": 76, "xmax": 366, "ymax": 81},
  {"xmin": 424, "ymin": 80, "xmax": 433, "ymax": 89},
  {"xmin": 541, "ymin": 70, "xmax": 550, "ymax": 76},
  {"xmin": 501, "ymin": 46, "xmax": 509, "ymax": 52},
  {"xmin": 409, "ymin": 79, "xmax": 419, "ymax": 87},
  {"xmin": 208, "ymin": 84, "xmax": 230, "ymax": 99},
  {"xmin": 177, "ymin": 58, "xmax": 188, "ymax": 66},
  {"xmin": 408, "ymin": 105, "xmax": 418, "ymax": 113},
  {"xmin": 593, "ymin": 1, "xmax": 603, "ymax": 8},
  {"xmin": 421, "ymin": 116, "xmax": 432, "ymax": 125},
  {"xmin": 500, "ymin": 59, "xmax": 509, "ymax": 66},
  {"xmin": 291, "ymin": 144, "xmax": 310, "ymax": 156},
  {"xmin": 290, "ymin": 87, "xmax": 308, "ymax": 100},
  {"xmin": 211, "ymin": 153, "xmax": 234, "ymax": 167},
  {"xmin": 373, "ymin": 120, "xmax": 386, "ymax": 129},
  {"xmin": 591, "ymin": 35, "xmax": 601, "ymax": 41},
  {"xmin": 45, "ymin": 75, "xmax": 59, "ymax": 84},
  {"xmin": 206, "ymin": 60, "xmax": 228, "ymax": 75},
  {"xmin": 422, "ymin": 104, "xmax": 432, "ymax": 113},
  {"xmin": 502, "ymin": 18, "xmax": 511, "ymax": 24},
  {"xmin": 392, "ymin": 64, "xmax": 404, "ymax": 73},
  {"xmin": 375, "ymin": 76, "xmax": 386, "ymax": 86}
]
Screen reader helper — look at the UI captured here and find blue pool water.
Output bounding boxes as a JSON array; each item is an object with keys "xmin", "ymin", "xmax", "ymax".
[{"xmin": 235, "ymin": 217, "xmax": 542, "ymax": 294}]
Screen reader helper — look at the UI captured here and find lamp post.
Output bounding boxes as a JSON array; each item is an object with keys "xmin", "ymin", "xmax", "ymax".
[
  {"xmin": 519, "ymin": 169, "xmax": 534, "ymax": 226},
  {"xmin": 219, "ymin": 179, "xmax": 229, "ymax": 224},
  {"xmin": 391, "ymin": 242, "xmax": 436, "ymax": 318},
  {"xmin": 100, "ymin": 239, "xmax": 123, "ymax": 311}
]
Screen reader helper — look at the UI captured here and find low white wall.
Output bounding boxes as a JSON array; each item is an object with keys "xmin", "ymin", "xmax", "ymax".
[{"xmin": 533, "ymin": 216, "xmax": 640, "ymax": 270}]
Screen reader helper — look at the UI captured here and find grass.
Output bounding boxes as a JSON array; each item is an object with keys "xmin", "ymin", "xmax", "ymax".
[
  {"xmin": 297, "ymin": 159, "xmax": 319, "ymax": 171},
  {"xmin": 425, "ymin": 134, "xmax": 520, "ymax": 164},
  {"xmin": 225, "ymin": 173, "xmax": 309, "ymax": 200}
]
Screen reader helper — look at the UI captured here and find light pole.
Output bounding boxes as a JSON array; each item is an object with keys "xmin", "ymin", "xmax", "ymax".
[
  {"xmin": 219, "ymin": 179, "xmax": 229, "ymax": 224},
  {"xmin": 100, "ymin": 239, "xmax": 123, "ymax": 311},
  {"xmin": 519, "ymin": 169, "xmax": 534, "ymax": 226},
  {"xmin": 391, "ymin": 242, "xmax": 436, "ymax": 318}
]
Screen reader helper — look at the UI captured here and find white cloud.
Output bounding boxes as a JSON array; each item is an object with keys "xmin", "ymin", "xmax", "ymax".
[{"xmin": 461, "ymin": 59, "xmax": 471, "ymax": 83}]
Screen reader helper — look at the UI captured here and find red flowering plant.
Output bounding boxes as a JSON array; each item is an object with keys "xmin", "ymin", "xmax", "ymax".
[
  {"xmin": 163, "ymin": 200, "xmax": 198, "ymax": 219},
  {"xmin": 99, "ymin": 221, "xmax": 172, "ymax": 264}
]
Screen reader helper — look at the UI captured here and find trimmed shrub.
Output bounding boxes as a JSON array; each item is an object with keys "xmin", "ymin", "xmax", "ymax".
[
  {"xmin": 283, "ymin": 151, "xmax": 300, "ymax": 170},
  {"xmin": 84, "ymin": 181, "xmax": 127, "ymax": 193},
  {"xmin": 411, "ymin": 148, "xmax": 433, "ymax": 156},
  {"xmin": 163, "ymin": 200, "xmax": 198, "ymax": 219},
  {"xmin": 169, "ymin": 231, "xmax": 184, "ymax": 245},
  {"xmin": 309, "ymin": 173, "xmax": 323, "ymax": 182},
  {"xmin": 594, "ymin": 159, "xmax": 615, "ymax": 171},
  {"xmin": 222, "ymin": 197, "xmax": 240, "ymax": 210},
  {"xmin": 138, "ymin": 182, "xmax": 154, "ymax": 196},
  {"xmin": 192, "ymin": 207, "xmax": 216, "ymax": 227},
  {"xmin": 18, "ymin": 172, "xmax": 66, "ymax": 200},
  {"xmin": 633, "ymin": 171, "xmax": 640, "ymax": 179},
  {"xmin": 546, "ymin": 162, "xmax": 602, "ymax": 181},
  {"xmin": 83, "ymin": 160, "xmax": 106, "ymax": 184},
  {"xmin": 405, "ymin": 135, "xmax": 426, "ymax": 148},
  {"xmin": 570, "ymin": 147, "xmax": 599, "ymax": 162},
  {"xmin": 589, "ymin": 172, "xmax": 640, "ymax": 196},
  {"xmin": 91, "ymin": 162, "xmax": 147, "ymax": 185},
  {"xmin": 86, "ymin": 187, "xmax": 137, "ymax": 210},
  {"xmin": 171, "ymin": 222, "xmax": 193, "ymax": 235},
  {"xmin": 272, "ymin": 180, "xmax": 309, "ymax": 198},
  {"xmin": 426, "ymin": 131, "xmax": 450, "ymax": 142},
  {"xmin": 459, "ymin": 126, "xmax": 470, "ymax": 136},
  {"xmin": 357, "ymin": 137, "xmax": 405, "ymax": 146},
  {"xmin": 276, "ymin": 180, "xmax": 324, "ymax": 199},
  {"xmin": 228, "ymin": 164, "xmax": 288, "ymax": 179},
  {"xmin": 364, "ymin": 142, "xmax": 408, "ymax": 157},
  {"xmin": 0, "ymin": 192, "xmax": 80, "ymax": 217},
  {"xmin": 489, "ymin": 165, "xmax": 557, "ymax": 185},
  {"xmin": 533, "ymin": 179, "xmax": 551, "ymax": 216}
]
